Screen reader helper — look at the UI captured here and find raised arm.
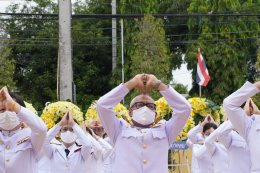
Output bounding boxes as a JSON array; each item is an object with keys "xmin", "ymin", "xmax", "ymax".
[
  {"xmin": 223, "ymin": 81, "xmax": 259, "ymax": 139},
  {"xmin": 72, "ymin": 124, "xmax": 93, "ymax": 160},
  {"xmin": 213, "ymin": 121, "xmax": 233, "ymax": 149},
  {"xmin": 43, "ymin": 124, "xmax": 62, "ymax": 158},
  {"xmin": 96, "ymin": 74, "xmax": 145, "ymax": 144},
  {"xmin": 157, "ymin": 81, "xmax": 191, "ymax": 143},
  {"xmin": 97, "ymin": 138, "xmax": 113, "ymax": 160},
  {"xmin": 187, "ymin": 124, "xmax": 203, "ymax": 143},
  {"xmin": 204, "ymin": 129, "xmax": 218, "ymax": 156},
  {"xmin": 0, "ymin": 86, "xmax": 47, "ymax": 157}
]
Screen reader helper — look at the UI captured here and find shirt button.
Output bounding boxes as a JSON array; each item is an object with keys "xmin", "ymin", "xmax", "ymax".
[
  {"xmin": 6, "ymin": 146, "xmax": 10, "ymax": 150},
  {"xmin": 6, "ymin": 158, "xmax": 10, "ymax": 162},
  {"xmin": 143, "ymin": 144, "xmax": 147, "ymax": 149},
  {"xmin": 143, "ymin": 160, "xmax": 147, "ymax": 164}
]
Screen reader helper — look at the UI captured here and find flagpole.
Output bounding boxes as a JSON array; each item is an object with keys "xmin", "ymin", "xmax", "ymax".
[
  {"xmin": 199, "ymin": 85, "xmax": 201, "ymax": 97},
  {"xmin": 198, "ymin": 48, "xmax": 201, "ymax": 97}
]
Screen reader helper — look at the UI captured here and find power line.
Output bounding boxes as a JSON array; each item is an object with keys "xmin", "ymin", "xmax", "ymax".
[{"xmin": 1, "ymin": 12, "xmax": 260, "ymax": 19}]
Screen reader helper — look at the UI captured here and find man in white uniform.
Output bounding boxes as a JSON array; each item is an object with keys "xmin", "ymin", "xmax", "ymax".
[
  {"xmin": 224, "ymin": 81, "xmax": 260, "ymax": 173},
  {"xmin": 97, "ymin": 74, "xmax": 191, "ymax": 173},
  {"xmin": 42, "ymin": 112, "xmax": 100, "ymax": 173},
  {"xmin": 0, "ymin": 86, "xmax": 47, "ymax": 173}
]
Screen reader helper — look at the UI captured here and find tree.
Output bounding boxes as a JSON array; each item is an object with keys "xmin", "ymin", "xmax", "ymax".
[
  {"xmin": 0, "ymin": 47, "xmax": 16, "ymax": 89},
  {"xmin": 173, "ymin": 83, "xmax": 188, "ymax": 94},
  {"xmin": 130, "ymin": 14, "xmax": 170, "ymax": 81},
  {"xmin": 185, "ymin": 0, "xmax": 260, "ymax": 103},
  {"xmin": 3, "ymin": 0, "xmax": 114, "ymax": 110}
]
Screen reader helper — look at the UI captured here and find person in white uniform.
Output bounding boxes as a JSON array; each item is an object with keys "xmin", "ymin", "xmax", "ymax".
[
  {"xmin": 204, "ymin": 123, "xmax": 229, "ymax": 173},
  {"xmin": 0, "ymin": 86, "xmax": 47, "ymax": 173},
  {"xmin": 224, "ymin": 81, "xmax": 260, "ymax": 173},
  {"xmin": 96, "ymin": 74, "xmax": 191, "ymax": 173},
  {"xmin": 209, "ymin": 120, "xmax": 251, "ymax": 173},
  {"xmin": 82, "ymin": 120, "xmax": 112, "ymax": 173},
  {"xmin": 42, "ymin": 111, "xmax": 100, "ymax": 173},
  {"xmin": 187, "ymin": 115, "xmax": 215, "ymax": 173}
]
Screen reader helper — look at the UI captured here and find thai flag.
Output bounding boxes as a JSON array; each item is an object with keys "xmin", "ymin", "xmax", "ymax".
[{"xmin": 196, "ymin": 48, "xmax": 210, "ymax": 86}]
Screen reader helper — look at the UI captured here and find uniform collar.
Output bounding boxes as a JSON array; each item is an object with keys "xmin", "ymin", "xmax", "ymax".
[{"xmin": 1, "ymin": 128, "xmax": 21, "ymax": 137}]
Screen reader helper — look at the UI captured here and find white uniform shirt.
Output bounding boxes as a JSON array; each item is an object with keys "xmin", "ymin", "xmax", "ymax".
[
  {"xmin": 96, "ymin": 84, "xmax": 191, "ymax": 173},
  {"xmin": 86, "ymin": 137, "xmax": 112, "ymax": 173},
  {"xmin": 224, "ymin": 81, "xmax": 259, "ymax": 173},
  {"xmin": 213, "ymin": 120, "xmax": 251, "ymax": 173},
  {"xmin": 42, "ymin": 124, "xmax": 94, "ymax": 173},
  {"xmin": 187, "ymin": 125, "xmax": 213, "ymax": 173},
  {"xmin": 204, "ymin": 126, "xmax": 229, "ymax": 173},
  {"xmin": 0, "ymin": 107, "xmax": 47, "ymax": 173}
]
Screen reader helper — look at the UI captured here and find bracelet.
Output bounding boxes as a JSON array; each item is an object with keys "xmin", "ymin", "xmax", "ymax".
[{"xmin": 154, "ymin": 80, "xmax": 162, "ymax": 90}]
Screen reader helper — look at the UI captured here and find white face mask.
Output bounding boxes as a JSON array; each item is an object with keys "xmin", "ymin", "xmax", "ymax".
[
  {"xmin": 0, "ymin": 111, "xmax": 20, "ymax": 131},
  {"xmin": 132, "ymin": 106, "xmax": 156, "ymax": 126},
  {"xmin": 60, "ymin": 131, "xmax": 77, "ymax": 144}
]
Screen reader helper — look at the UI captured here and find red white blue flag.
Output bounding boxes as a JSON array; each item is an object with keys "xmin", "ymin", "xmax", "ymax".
[{"xmin": 196, "ymin": 48, "xmax": 210, "ymax": 86}]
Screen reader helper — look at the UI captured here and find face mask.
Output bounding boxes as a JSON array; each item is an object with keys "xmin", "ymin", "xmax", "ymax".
[
  {"xmin": 60, "ymin": 131, "xmax": 77, "ymax": 144},
  {"xmin": 0, "ymin": 111, "xmax": 20, "ymax": 131},
  {"xmin": 132, "ymin": 106, "xmax": 156, "ymax": 126}
]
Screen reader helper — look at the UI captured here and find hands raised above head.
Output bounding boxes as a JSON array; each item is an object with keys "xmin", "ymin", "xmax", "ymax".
[
  {"xmin": 58, "ymin": 111, "xmax": 76, "ymax": 127},
  {"xmin": 201, "ymin": 114, "xmax": 215, "ymax": 126},
  {"xmin": 125, "ymin": 74, "xmax": 167, "ymax": 93},
  {"xmin": 245, "ymin": 98, "xmax": 260, "ymax": 115},
  {"xmin": 0, "ymin": 86, "xmax": 21, "ymax": 113}
]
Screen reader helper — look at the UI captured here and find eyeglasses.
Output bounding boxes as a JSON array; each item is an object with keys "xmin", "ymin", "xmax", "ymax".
[
  {"xmin": 61, "ymin": 127, "xmax": 74, "ymax": 133},
  {"xmin": 131, "ymin": 102, "xmax": 156, "ymax": 111}
]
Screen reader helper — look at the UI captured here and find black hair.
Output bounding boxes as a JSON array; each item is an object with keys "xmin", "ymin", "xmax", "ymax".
[
  {"xmin": 240, "ymin": 101, "xmax": 246, "ymax": 109},
  {"xmin": 8, "ymin": 91, "xmax": 26, "ymax": 107},
  {"xmin": 203, "ymin": 122, "xmax": 218, "ymax": 133},
  {"xmin": 85, "ymin": 127, "xmax": 93, "ymax": 136}
]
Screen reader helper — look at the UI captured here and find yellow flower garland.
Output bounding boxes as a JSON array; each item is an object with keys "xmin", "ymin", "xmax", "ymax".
[
  {"xmin": 41, "ymin": 101, "xmax": 84, "ymax": 129},
  {"xmin": 85, "ymin": 101, "xmax": 131, "ymax": 125}
]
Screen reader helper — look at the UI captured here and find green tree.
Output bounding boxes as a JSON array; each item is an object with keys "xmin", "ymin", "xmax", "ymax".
[
  {"xmin": 173, "ymin": 83, "xmax": 188, "ymax": 94},
  {"xmin": 186, "ymin": 0, "xmax": 260, "ymax": 103},
  {"xmin": 0, "ymin": 47, "xmax": 16, "ymax": 89},
  {"xmin": 3, "ymin": 0, "xmax": 114, "ymax": 110},
  {"xmin": 130, "ymin": 14, "xmax": 170, "ymax": 81}
]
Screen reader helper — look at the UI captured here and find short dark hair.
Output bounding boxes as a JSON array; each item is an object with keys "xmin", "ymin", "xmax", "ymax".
[
  {"xmin": 203, "ymin": 122, "xmax": 218, "ymax": 133},
  {"xmin": 8, "ymin": 91, "xmax": 26, "ymax": 107}
]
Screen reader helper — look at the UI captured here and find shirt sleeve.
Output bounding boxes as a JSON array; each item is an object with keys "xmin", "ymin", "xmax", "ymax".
[
  {"xmin": 193, "ymin": 144, "xmax": 209, "ymax": 159},
  {"xmin": 187, "ymin": 124, "xmax": 203, "ymax": 143},
  {"xmin": 223, "ymin": 81, "xmax": 259, "ymax": 140},
  {"xmin": 43, "ymin": 125, "xmax": 62, "ymax": 159},
  {"xmin": 161, "ymin": 86, "xmax": 192, "ymax": 144},
  {"xmin": 204, "ymin": 129, "xmax": 218, "ymax": 156},
  {"xmin": 17, "ymin": 107, "xmax": 47, "ymax": 157},
  {"xmin": 98, "ymin": 138, "xmax": 113, "ymax": 160},
  {"xmin": 214, "ymin": 121, "xmax": 233, "ymax": 149},
  {"xmin": 96, "ymin": 84, "xmax": 129, "ymax": 144},
  {"xmin": 72, "ymin": 124, "xmax": 93, "ymax": 161}
]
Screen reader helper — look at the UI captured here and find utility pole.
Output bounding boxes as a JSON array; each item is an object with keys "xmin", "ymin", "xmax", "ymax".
[
  {"xmin": 58, "ymin": 0, "xmax": 73, "ymax": 101},
  {"xmin": 111, "ymin": 0, "xmax": 117, "ymax": 72}
]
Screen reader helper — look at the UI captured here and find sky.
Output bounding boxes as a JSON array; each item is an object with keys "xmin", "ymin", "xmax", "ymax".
[{"xmin": 0, "ymin": 0, "xmax": 193, "ymax": 90}]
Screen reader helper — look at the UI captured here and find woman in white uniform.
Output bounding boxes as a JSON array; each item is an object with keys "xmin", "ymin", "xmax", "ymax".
[
  {"xmin": 42, "ymin": 111, "xmax": 100, "ymax": 173},
  {"xmin": 187, "ymin": 115, "xmax": 215, "ymax": 173}
]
